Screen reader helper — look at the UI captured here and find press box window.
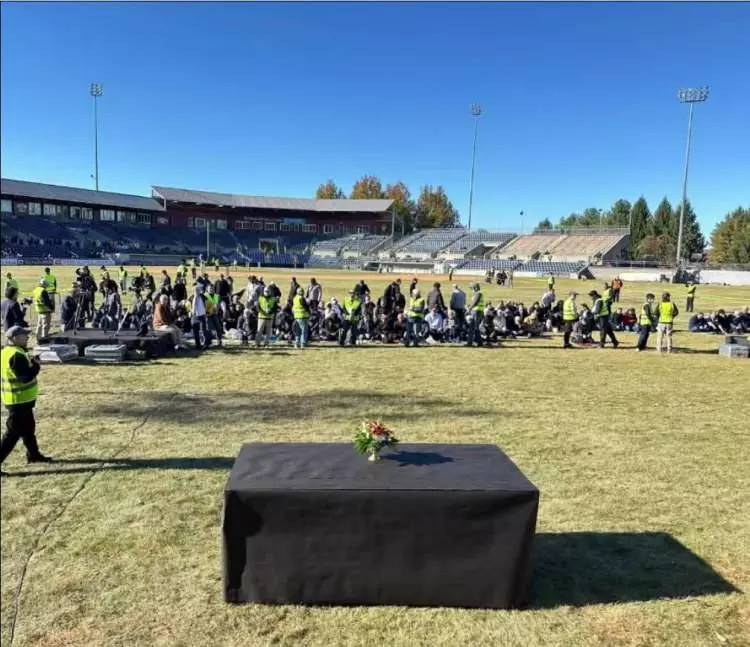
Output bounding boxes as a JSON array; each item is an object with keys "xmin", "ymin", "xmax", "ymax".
[
  {"xmin": 81, "ymin": 207, "xmax": 94, "ymax": 220},
  {"xmin": 28, "ymin": 202, "xmax": 41, "ymax": 216},
  {"xmin": 1, "ymin": 199, "xmax": 12, "ymax": 214},
  {"xmin": 100, "ymin": 209, "xmax": 116, "ymax": 222}
]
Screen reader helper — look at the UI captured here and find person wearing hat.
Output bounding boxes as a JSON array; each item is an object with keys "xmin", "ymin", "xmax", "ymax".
[
  {"xmin": 1, "ymin": 325, "xmax": 52, "ymax": 473},
  {"xmin": 589, "ymin": 289, "xmax": 619, "ymax": 349},
  {"xmin": 562, "ymin": 291, "xmax": 579, "ymax": 348},
  {"xmin": 466, "ymin": 283, "xmax": 485, "ymax": 347},
  {"xmin": 340, "ymin": 288, "xmax": 363, "ymax": 346},
  {"xmin": 256, "ymin": 286, "xmax": 278, "ymax": 348},
  {"xmin": 32, "ymin": 279, "xmax": 54, "ymax": 340}
]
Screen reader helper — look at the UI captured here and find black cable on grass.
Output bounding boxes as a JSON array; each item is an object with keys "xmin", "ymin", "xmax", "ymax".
[{"xmin": 6, "ymin": 393, "xmax": 179, "ymax": 646}]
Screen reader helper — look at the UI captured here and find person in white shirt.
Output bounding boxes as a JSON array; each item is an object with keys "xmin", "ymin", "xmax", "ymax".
[{"xmin": 425, "ymin": 306, "xmax": 445, "ymax": 342}]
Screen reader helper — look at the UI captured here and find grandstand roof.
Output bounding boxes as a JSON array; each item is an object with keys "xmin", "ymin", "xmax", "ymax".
[
  {"xmin": 1, "ymin": 178, "xmax": 165, "ymax": 212},
  {"xmin": 151, "ymin": 186, "xmax": 393, "ymax": 213}
]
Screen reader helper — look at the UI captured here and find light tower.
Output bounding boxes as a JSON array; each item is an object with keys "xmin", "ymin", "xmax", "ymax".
[
  {"xmin": 467, "ymin": 103, "xmax": 482, "ymax": 231},
  {"xmin": 90, "ymin": 83, "xmax": 103, "ymax": 190},
  {"xmin": 675, "ymin": 86, "xmax": 709, "ymax": 265}
]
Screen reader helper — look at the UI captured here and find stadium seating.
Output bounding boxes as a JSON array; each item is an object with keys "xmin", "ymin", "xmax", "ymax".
[
  {"xmin": 454, "ymin": 259, "xmax": 522, "ymax": 271},
  {"xmin": 518, "ymin": 260, "xmax": 587, "ymax": 274},
  {"xmin": 395, "ymin": 229, "xmax": 466, "ymax": 257}
]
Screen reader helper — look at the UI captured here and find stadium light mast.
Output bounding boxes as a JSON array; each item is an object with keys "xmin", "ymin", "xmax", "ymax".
[
  {"xmin": 467, "ymin": 103, "xmax": 482, "ymax": 231},
  {"xmin": 90, "ymin": 83, "xmax": 103, "ymax": 190},
  {"xmin": 675, "ymin": 86, "xmax": 709, "ymax": 266}
]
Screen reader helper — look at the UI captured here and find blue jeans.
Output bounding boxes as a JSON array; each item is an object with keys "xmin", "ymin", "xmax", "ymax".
[
  {"xmin": 405, "ymin": 317, "xmax": 422, "ymax": 346},
  {"xmin": 293, "ymin": 319, "xmax": 309, "ymax": 347},
  {"xmin": 191, "ymin": 315, "xmax": 208, "ymax": 349}
]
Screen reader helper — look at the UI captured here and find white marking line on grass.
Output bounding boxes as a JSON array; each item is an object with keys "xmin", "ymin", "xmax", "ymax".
[{"xmin": 6, "ymin": 393, "xmax": 179, "ymax": 647}]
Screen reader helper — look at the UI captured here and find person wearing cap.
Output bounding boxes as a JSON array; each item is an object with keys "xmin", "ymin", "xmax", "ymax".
[
  {"xmin": 636, "ymin": 293, "xmax": 657, "ymax": 352},
  {"xmin": 466, "ymin": 283, "xmax": 485, "ymax": 347},
  {"xmin": 1, "ymin": 325, "xmax": 52, "ymax": 473},
  {"xmin": 656, "ymin": 292, "xmax": 679, "ymax": 354},
  {"xmin": 404, "ymin": 288, "xmax": 427, "ymax": 347},
  {"xmin": 292, "ymin": 287, "xmax": 311, "ymax": 348},
  {"xmin": 340, "ymin": 289, "xmax": 362, "ymax": 346},
  {"xmin": 256, "ymin": 286, "xmax": 278, "ymax": 348},
  {"xmin": 589, "ymin": 289, "xmax": 619, "ymax": 349},
  {"xmin": 32, "ymin": 279, "xmax": 54, "ymax": 340},
  {"xmin": 562, "ymin": 291, "xmax": 579, "ymax": 348}
]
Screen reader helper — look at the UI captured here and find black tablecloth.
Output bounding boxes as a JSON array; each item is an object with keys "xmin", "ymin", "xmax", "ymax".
[{"xmin": 222, "ymin": 442, "xmax": 539, "ymax": 608}]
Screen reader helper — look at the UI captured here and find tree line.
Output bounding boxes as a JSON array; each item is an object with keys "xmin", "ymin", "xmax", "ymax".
[
  {"xmin": 315, "ymin": 177, "xmax": 459, "ymax": 233},
  {"xmin": 537, "ymin": 198, "xmax": 750, "ymax": 264}
]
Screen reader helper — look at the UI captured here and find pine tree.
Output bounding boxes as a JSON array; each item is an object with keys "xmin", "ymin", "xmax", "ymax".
[
  {"xmin": 606, "ymin": 199, "xmax": 631, "ymax": 227},
  {"xmin": 629, "ymin": 197, "xmax": 651, "ymax": 259},
  {"xmin": 674, "ymin": 199, "xmax": 705, "ymax": 259},
  {"xmin": 651, "ymin": 197, "xmax": 676, "ymax": 238},
  {"xmin": 709, "ymin": 206, "xmax": 750, "ymax": 264}
]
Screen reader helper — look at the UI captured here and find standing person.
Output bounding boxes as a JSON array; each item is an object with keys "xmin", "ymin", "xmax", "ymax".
[
  {"xmin": 32, "ymin": 279, "xmax": 54, "ymax": 340},
  {"xmin": 508, "ymin": 269, "xmax": 514, "ymax": 288},
  {"xmin": 448, "ymin": 265, "xmax": 454, "ymax": 282},
  {"xmin": 160, "ymin": 270, "xmax": 172, "ymax": 298},
  {"xmin": 118, "ymin": 265, "xmax": 129, "ymax": 293},
  {"xmin": 190, "ymin": 285, "xmax": 209, "ymax": 350},
  {"xmin": 409, "ymin": 277, "xmax": 418, "ymax": 296},
  {"xmin": 589, "ymin": 290, "xmax": 619, "ymax": 349},
  {"xmin": 404, "ymin": 289, "xmax": 426, "ymax": 347},
  {"xmin": 656, "ymin": 292, "xmax": 679, "ymax": 354},
  {"xmin": 205, "ymin": 284, "xmax": 223, "ymax": 348},
  {"xmin": 292, "ymin": 287, "xmax": 311, "ymax": 348},
  {"xmin": 215, "ymin": 273, "xmax": 231, "ymax": 307},
  {"xmin": 450, "ymin": 284, "xmax": 467, "ymax": 341},
  {"xmin": 173, "ymin": 272, "xmax": 187, "ymax": 303},
  {"xmin": 602, "ymin": 282, "xmax": 614, "ymax": 307},
  {"xmin": 2, "ymin": 287, "xmax": 28, "ymax": 336},
  {"xmin": 466, "ymin": 283, "xmax": 485, "ymax": 347},
  {"xmin": 427, "ymin": 282, "xmax": 446, "ymax": 313},
  {"xmin": 41, "ymin": 267, "xmax": 57, "ymax": 308},
  {"xmin": 562, "ymin": 291, "xmax": 579, "ymax": 348},
  {"xmin": 4, "ymin": 272, "xmax": 20, "ymax": 297},
  {"xmin": 1, "ymin": 325, "xmax": 53, "ymax": 474},
  {"xmin": 306, "ymin": 277, "xmax": 323, "ymax": 309},
  {"xmin": 340, "ymin": 289, "xmax": 362, "ymax": 346},
  {"xmin": 636, "ymin": 293, "xmax": 656, "ymax": 352},
  {"xmin": 612, "ymin": 276, "xmax": 623, "ymax": 303},
  {"xmin": 547, "ymin": 273, "xmax": 555, "ymax": 292},
  {"xmin": 256, "ymin": 286, "xmax": 278, "ymax": 348},
  {"xmin": 288, "ymin": 276, "xmax": 301, "ymax": 306},
  {"xmin": 686, "ymin": 282, "xmax": 697, "ymax": 313}
]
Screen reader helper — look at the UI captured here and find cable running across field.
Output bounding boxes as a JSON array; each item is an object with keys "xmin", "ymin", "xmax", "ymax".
[{"xmin": 6, "ymin": 393, "xmax": 179, "ymax": 646}]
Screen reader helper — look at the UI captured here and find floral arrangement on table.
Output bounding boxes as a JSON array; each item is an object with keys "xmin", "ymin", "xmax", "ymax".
[{"xmin": 353, "ymin": 420, "xmax": 399, "ymax": 462}]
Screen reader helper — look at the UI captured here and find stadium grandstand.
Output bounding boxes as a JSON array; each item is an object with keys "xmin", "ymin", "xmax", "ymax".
[{"xmin": 490, "ymin": 228, "xmax": 629, "ymax": 264}]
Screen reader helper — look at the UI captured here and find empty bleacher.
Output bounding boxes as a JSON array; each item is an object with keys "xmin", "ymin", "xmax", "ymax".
[
  {"xmin": 396, "ymin": 229, "xmax": 466, "ymax": 257},
  {"xmin": 517, "ymin": 260, "xmax": 587, "ymax": 275},
  {"xmin": 454, "ymin": 259, "xmax": 522, "ymax": 272},
  {"xmin": 492, "ymin": 232, "xmax": 563, "ymax": 260},
  {"xmin": 493, "ymin": 230, "xmax": 628, "ymax": 263}
]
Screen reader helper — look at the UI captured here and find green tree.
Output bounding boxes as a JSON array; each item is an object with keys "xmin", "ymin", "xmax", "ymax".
[
  {"xmin": 537, "ymin": 218, "xmax": 553, "ymax": 230},
  {"xmin": 350, "ymin": 175, "xmax": 384, "ymax": 200},
  {"xmin": 385, "ymin": 181, "xmax": 416, "ymax": 233},
  {"xmin": 628, "ymin": 197, "xmax": 651, "ymax": 259},
  {"xmin": 559, "ymin": 208, "xmax": 602, "ymax": 229},
  {"xmin": 606, "ymin": 199, "xmax": 632, "ymax": 227},
  {"xmin": 674, "ymin": 199, "xmax": 705, "ymax": 260},
  {"xmin": 415, "ymin": 185, "xmax": 459, "ymax": 228},
  {"xmin": 709, "ymin": 206, "xmax": 750, "ymax": 264},
  {"xmin": 651, "ymin": 197, "xmax": 676, "ymax": 238},
  {"xmin": 637, "ymin": 234, "xmax": 674, "ymax": 264},
  {"xmin": 315, "ymin": 180, "xmax": 345, "ymax": 199}
]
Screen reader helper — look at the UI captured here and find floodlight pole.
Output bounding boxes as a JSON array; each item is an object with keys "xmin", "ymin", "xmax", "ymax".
[
  {"xmin": 206, "ymin": 219, "xmax": 210, "ymax": 259},
  {"xmin": 676, "ymin": 86, "xmax": 709, "ymax": 266},
  {"xmin": 90, "ymin": 83, "xmax": 103, "ymax": 190},
  {"xmin": 467, "ymin": 104, "xmax": 482, "ymax": 231}
]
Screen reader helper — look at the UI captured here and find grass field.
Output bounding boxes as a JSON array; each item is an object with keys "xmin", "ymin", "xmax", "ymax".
[{"xmin": 1, "ymin": 264, "xmax": 749, "ymax": 647}]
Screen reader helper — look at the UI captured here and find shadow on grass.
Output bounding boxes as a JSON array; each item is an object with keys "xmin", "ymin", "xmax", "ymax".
[
  {"xmin": 6, "ymin": 456, "xmax": 235, "ymax": 477},
  {"xmin": 530, "ymin": 532, "xmax": 739, "ymax": 608},
  {"xmin": 88, "ymin": 389, "xmax": 500, "ymax": 423}
]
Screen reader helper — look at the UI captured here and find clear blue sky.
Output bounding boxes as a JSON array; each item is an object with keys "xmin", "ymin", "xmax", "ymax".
[{"xmin": 2, "ymin": 2, "xmax": 748, "ymax": 233}]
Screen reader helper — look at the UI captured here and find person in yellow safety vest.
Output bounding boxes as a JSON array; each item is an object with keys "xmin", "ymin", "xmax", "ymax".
[
  {"xmin": 5, "ymin": 272, "xmax": 19, "ymax": 297},
  {"xmin": 686, "ymin": 282, "xmax": 697, "ymax": 313},
  {"xmin": 340, "ymin": 289, "xmax": 362, "ymax": 347},
  {"xmin": 292, "ymin": 287, "xmax": 311, "ymax": 348},
  {"xmin": 118, "ymin": 265, "xmax": 129, "ymax": 292},
  {"xmin": 602, "ymin": 282, "xmax": 614, "ymax": 307},
  {"xmin": 404, "ymin": 289, "xmax": 426, "ymax": 347},
  {"xmin": 562, "ymin": 291, "xmax": 579, "ymax": 348},
  {"xmin": 204, "ymin": 284, "xmax": 223, "ymax": 348},
  {"xmin": 42, "ymin": 267, "xmax": 57, "ymax": 297},
  {"xmin": 1, "ymin": 325, "xmax": 52, "ymax": 475},
  {"xmin": 32, "ymin": 279, "xmax": 54, "ymax": 340},
  {"xmin": 636, "ymin": 293, "xmax": 656, "ymax": 352},
  {"xmin": 589, "ymin": 289, "xmax": 619, "ymax": 349},
  {"xmin": 547, "ymin": 273, "xmax": 555, "ymax": 291},
  {"xmin": 256, "ymin": 286, "xmax": 279, "ymax": 347},
  {"xmin": 466, "ymin": 283, "xmax": 485, "ymax": 347},
  {"xmin": 656, "ymin": 292, "xmax": 679, "ymax": 354}
]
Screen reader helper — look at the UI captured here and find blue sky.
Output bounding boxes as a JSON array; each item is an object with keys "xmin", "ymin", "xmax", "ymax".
[{"xmin": 1, "ymin": 2, "xmax": 748, "ymax": 233}]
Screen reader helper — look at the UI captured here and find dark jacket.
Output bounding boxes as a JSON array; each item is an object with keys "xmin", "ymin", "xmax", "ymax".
[
  {"xmin": 427, "ymin": 288, "xmax": 445, "ymax": 312},
  {"xmin": 2, "ymin": 298, "xmax": 28, "ymax": 332}
]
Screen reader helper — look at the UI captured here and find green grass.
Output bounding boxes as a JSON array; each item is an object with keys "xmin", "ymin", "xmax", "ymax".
[{"xmin": 1, "ymin": 264, "xmax": 749, "ymax": 647}]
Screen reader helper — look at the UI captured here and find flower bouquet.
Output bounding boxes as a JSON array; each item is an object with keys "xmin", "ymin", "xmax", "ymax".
[{"xmin": 353, "ymin": 420, "xmax": 399, "ymax": 462}]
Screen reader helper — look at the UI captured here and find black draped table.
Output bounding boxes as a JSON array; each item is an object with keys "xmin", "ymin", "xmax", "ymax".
[{"xmin": 222, "ymin": 442, "xmax": 539, "ymax": 609}]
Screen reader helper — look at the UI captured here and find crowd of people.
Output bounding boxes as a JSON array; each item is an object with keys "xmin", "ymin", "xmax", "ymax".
[{"xmin": 4, "ymin": 263, "xmax": 744, "ymax": 355}]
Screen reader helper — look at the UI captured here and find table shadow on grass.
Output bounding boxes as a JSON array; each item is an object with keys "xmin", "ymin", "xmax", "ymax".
[{"xmin": 530, "ymin": 531, "xmax": 739, "ymax": 608}]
